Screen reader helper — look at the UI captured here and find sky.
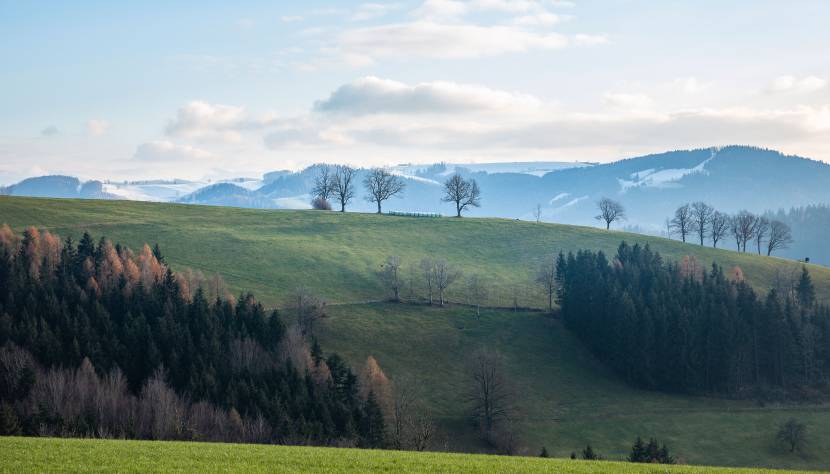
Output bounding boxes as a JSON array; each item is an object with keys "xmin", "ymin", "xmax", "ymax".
[{"xmin": 1, "ymin": 0, "xmax": 830, "ymax": 184}]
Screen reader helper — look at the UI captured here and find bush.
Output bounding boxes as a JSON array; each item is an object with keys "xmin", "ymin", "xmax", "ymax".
[{"xmin": 311, "ymin": 197, "xmax": 332, "ymax": 210}]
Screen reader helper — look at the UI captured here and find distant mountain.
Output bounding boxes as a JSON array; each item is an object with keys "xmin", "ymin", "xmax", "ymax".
[
  {"xmin": 177, "ymin": 183, "xmax": 277, "ymax": 209},
  {"xmin": 0, "ymin": 175, "xmax": 114, "ymax": 199}
]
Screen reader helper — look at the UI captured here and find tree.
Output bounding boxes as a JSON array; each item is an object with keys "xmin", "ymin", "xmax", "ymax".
[
  {"xmin": 767, "ymin": 220, "xmax": 793, "ymax": 256},
  {"xmin": 311, "ymin": 165, "xmax": 334, "ymax": 207},
  {"xmin": 796, "ymin": 266, "xmax": 815, "ymax": 308},
  {"xmin": 420, "ymin": 258, "xmax": 436, "ymax": 305},
  {"xmin": 709, "ymin": 211, "xmax": 729, "ymax": 248},
  {"xmin": 466, "ymin": 349, "xmax": 514, "ymax": 438},
  {"xmin": 465, "ymin": 275, "xmax": 487, "ymax": 318},
  {"xmin": 379, "ymin": 256, "xmax": 403, "ymax": 302},
  {"xmin": 731, "ymin": 210, "xmax": 758, "ymax": 252},
  {"xmin": 539, "ymin": 446, "xmax": 550, "ymax": 458},
  {"xmin": 690, "ymin": 202, "xmax": 714, "ymax": 245},
  {"xmin": 0, "ymin": 402, "xmax": 20, "ymax": 435},
  {"xmin": 582, "ymin": 444, "xmax": 600, "ymax": 460},
  {"xmin": 669, "ymin": 204, "xmax": 692, "ymax": 243},
  {"xmin": 290, "ymin": 287, "xmax": 326, "ymax": 336},
  {"xmin": 533, "ymin": 204, "xmax": 542, "ymax": 223},
  {"xmin": 777, "ymin": 418, "xmax": 807, "ymax": 453},
  {"xmin": 628, "ymin": 437, "xmax": 674, "ymax": 464},
  {"xmin": 754, "ymin": 216, "xmax": 770, "ymax": 254},
  {"xmin": 361, "ymin": 390, "xmax": 387, "ymax": 448},
  {"xmin": 433, "ymin": 259, "xmax": 461, "ymax": 306},
  {"xmin": 595, "ymin": 197, "xmax": 625, "ymax": 230},
  {"xmin": 442, "ymin": 174, "xmax": 481, "ymax": 217},
  {"xmin": 536, "ymin": 256, "xmax": 557, "ymax": 313},
  {"xmin": 332, "ymin": 165, "xmax": 357, "ymax": 212},
  {"xmin": 364, "ymin": 168, "xmax": 405, "ymax": 214},
  {"xmin": 389, "ymin": 376, "xmax": 434, "ymax": 451}
]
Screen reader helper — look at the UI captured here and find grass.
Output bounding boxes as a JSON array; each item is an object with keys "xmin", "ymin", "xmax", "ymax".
[
  {"xmin": 0, "ymin": 196, "xmax": 827, "ymax": 308},
  {"xmin": 1, "ymin": 196, "xmax": 830, "ymax": 470},
  {"xmin": 0, "ymin": 437, "xmax": 820, "ymax": 473}
]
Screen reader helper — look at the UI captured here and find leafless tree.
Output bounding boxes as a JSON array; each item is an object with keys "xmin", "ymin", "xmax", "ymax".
[
  {"xmin": 442, "ymin": 174, "xmax": 481, "ymax": 217},
  {"xmin": 690, "ymin": 202, "xmax": 714, "ymax": 245},
  {"xmin": 290, "ymin": 286, "xmax": 326, "ymax": 336},
  {"xmin": 536, "ymin": 255, "xmax": 557, "ymax": 313},
  {"xmin": 364, "ymin": 168, "xmax": 405, "ymax": 214},
  {"xmin": 311, "ymin": 165, "xmax": 334, "ymax": 204},
  {"xmin": 332, "ymin": 165, "xmax": 357, "ymax": 212},
  {"xmin": 732, "ymin": 210, "xmax": 758, "ymax": 252},
  {"xmin": 465, "ymin": 274, "xmax": 487, "ymax": 318},
  {"xmin": 434, "ymin": 259, "xmax": 461, "ymax": 306},
  {"xmin": 709, "ymin": 211, "xmax": 729, "ymax": 248},
  {"xmin": 754, "ymin": 216, "xmax": 770, "ymax": 254},
  {"xmin": 466, "ymin": 349, "xmax": 514, "ymax": 439},
  {"xmin": 533, "ymin": 204, "xmax": 542, "ymax": 223},
  {"xmin": 379, "ymin": 256, "xmax": 404, "ymax": 302},
  {"xmin": 595, "ymin": 197, "xmax": 625, "ymax": 230},
  {"xmin": 420, "ymin": 258, "xmax": 435, "ymax": 305},
  {"xmin": 669, "ymin": 203, "xmax": 692, "ymax": 242},
  {"xmin": 389, "ymin": 376, "xmax": 436, "ymax": 451},
  {"xmin": 767, "ymin": 220, "xmax": 794, "ymax": 256},
  {"xmin": 777, "ymin": 418, "xmax": 807, "ymax": 453}
]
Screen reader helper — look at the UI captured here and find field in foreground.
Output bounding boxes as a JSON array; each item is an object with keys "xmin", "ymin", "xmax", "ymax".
[{"xmin": 0, "ymin": 437, "xmax": 820, "ymax": 474}]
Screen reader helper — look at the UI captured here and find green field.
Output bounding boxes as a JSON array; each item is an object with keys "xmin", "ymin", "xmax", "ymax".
[
  {"xmin": 0, "ymin": 437, "xmax": 821, "ymax": 473},
  {"xmin": 1, "ymin": 196, "xmax": 830, "ymax": 470}
]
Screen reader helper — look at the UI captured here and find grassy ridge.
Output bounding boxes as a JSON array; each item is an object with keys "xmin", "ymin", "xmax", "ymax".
[
  {"xmin": 0, "ymin": 437, "xmax": 818, "ymax": 473},
  {"xmin": 0, "ymin": 196, "xmax": 826, "ymax": 308}
]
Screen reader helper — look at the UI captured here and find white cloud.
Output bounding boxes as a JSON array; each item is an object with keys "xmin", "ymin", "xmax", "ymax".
[
  {"xmin": 86, "ymin": 119, "xmax": 110, "ymax": 137},
  {"xmin": 314, "ymin": 76, "xmax": 541, "ymax": 115},
  {"xmin": 133, "ymin": 141, "xmax": 214, "ymax": 162},
  {"xmin": 165, "ymin": 101, "xmax": 275, "ymax": 142},
  {"xmin": 512, "ymin": 12, "xmax": 563, "ymax": 26},
  {"xmin": 672, "ymin": 77, "xmax": 711, "ymax": 94},
  {"xmin": 351, "ymin": 3, "xmax": 402, "ymax": 21},
  {"xmin": 603, "ymin": 92, "xmax": 653, "ymax": 109},
  {"xmin": 767, "ymin": 75, "xmax": 827, "ymax": 94}
]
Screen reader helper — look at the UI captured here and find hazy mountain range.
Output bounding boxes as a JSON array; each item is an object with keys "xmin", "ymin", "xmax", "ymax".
[{"xmin": 3, "ymin": 146, "xmax": 829, "ymax": 263}]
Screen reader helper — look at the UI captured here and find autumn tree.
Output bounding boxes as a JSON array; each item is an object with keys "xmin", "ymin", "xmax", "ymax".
[
  {"xmin": 364, "ymin": 168, "xmax": 405, "ymax": 214},
  {"xmin": 595, "ymin": 197, "xmax": 625, "ymax": 230},
  {"xmin": 332, "ymin": 165, "xmax": 357, "ymax": 212},
  {"xmin": 441, "ymin": 174, "xmax": 481, "ymax": 217},
  {"xmin": 669, "ymin": 203, "xmax": 692, "ymax": 242}
]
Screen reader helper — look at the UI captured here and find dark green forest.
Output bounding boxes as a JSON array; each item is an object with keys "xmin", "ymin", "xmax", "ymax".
[{"xmin": 556, "ymin": 243, "xmax": 830, "ymax": 397}]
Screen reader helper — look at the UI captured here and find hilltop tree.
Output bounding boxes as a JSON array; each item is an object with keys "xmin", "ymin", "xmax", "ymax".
[
  {"xmin": 754, "ymin": 216, "xmax": 770, "ymax": 254},
  {"xmin": 731, "ymin": 210, "xmax": 758, "ymax": 252},
  {"xmin": 709, "ymin": 211, "xmax": 729, "ymax": 248},
  {"xmin": 595, "ymin": 197, "xmax": 625, "ymax": 230},
  {"xmin": 364, "ymin": 168, "xmax": 405, "ymax": 214},
  {"xmin": 442, "ymin": 174, "xmax": 481, "ymax": 217},
  {"xmin": 332, "ymin": 165, "xmax": 357, "ymax": 212},
  {"xmin": 690, "ymin": 202, "xmax": 714, "ymax": 245},
  {"xmin": 311, "ymin": 165, "xmax": 335, "ymax": 206},
  {"xmin": 766, "ymin": 220, "xmax": 793, "ymax": 256},
  {"xmin": 669, "ymin": 203, "xmax": 692, "ymax": 242}
]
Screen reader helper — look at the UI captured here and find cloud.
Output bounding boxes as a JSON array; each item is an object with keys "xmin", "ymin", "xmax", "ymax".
[
  {"xmin": 313, "ymin": 76, "xmax": 541, "ymax": 115},
  {"xmin": 165, "ymin": 101, "xmax": 275, "ymax": 142},
  {"xmin": 133, "ymin": 141, "xmax": 214, "ymax": 162},
  {"xmin": 603, "ymin": 92, "xmax": 653, "ymax": 109},
  {"xmin": 280, "ymin": 15, "xmax": 303, "ymax": 23},
  {"xmin": 351, "ymin": 3, "xmax": 402, "ymax": 21},
  {"xmin": 512, "ymin": 12, "xmax": 563, "ymax": 26},
  {"xmin": 40, "ymin": 125, "xmax": 59, "ymax": 137},
  {"xmin": 86, "ymin": 119, "xmax": 110, "ymax": 137},
  {"xmin": 767, "ymin": 75, "xmax": 827, "ymax": 94},
  {"xmin": 672, "ymin": 77, "xmax": 711, "ymax": 94}
]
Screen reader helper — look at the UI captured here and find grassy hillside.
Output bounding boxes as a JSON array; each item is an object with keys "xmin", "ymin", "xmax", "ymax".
[
  {"xmin": 318, "ymin": 303, "xmax": 830, "ymax": 470},
  {"xmin": 0, "ymin": 196, "xmax": 827, "ymax": 308},
  {"xmin": 2, "ymin": 196, "xmax": 829, "ymax": 470},
  {"xmin": 0, "ymin": 437, "xmax": 819, "ymax": 473}
]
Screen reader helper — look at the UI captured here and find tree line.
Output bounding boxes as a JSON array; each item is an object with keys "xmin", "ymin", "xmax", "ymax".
[
  {"xmin": 311, "ymin": 165, "xmax": 481, "ymax": 216},
  {"xmin": 555, "ymin": 242, "xmax": 830, "ymax": 397},
  {"xmin": 0, "ymin": 225, "xmax": 435, "ymax": 450}
]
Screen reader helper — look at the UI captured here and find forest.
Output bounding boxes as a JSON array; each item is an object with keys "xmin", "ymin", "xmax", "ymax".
[
  {"xmin": 0, "ymin": 225, "xmax": 391, "ymax": 447},
  {"xmin": 555, "ymin": 243, "xmax": 830, "ymax": 398}
]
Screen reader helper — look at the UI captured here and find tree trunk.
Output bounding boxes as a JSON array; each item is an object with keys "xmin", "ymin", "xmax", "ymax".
[
  {"xmin": 606, "ymin": 221, "xmax": 610, "ymax": 230},
  {"xmin": 340, "ymin": 201, "xmax": 345, "ymax": 212},
  {"xmin": 456, "ymin": 202, "xmax": 461, "ymax": 217},
  {"xmin": 377, "ymin": 201, "xmax": 382, "ymax": 214}
]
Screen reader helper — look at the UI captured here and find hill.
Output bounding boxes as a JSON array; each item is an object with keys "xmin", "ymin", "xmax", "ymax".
[
  {"xmin": 0, "ymin": 437, "xmax": 817, "ymax": 473},
  {"xmin": 2, "ymin": 196, "xmax": 830, "ymax": 469}
]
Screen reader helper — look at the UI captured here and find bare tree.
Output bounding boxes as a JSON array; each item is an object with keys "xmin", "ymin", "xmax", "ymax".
[
  {"xmin": 364, "ymin": 168, "xmax": 405, "ymax": 214},
  {"xmin": 332, "ymin": 165, "xmax": 357, "ymax": 212},
  {"xmin": 669, "ymin": 203, "xmax": 692, "ymax": 242},
  {"xmin": 465, "ymin": 275, "xmax": 487, "ymax": 318},
  {"xmin": 434, "ymin": 259, "xmax": 461, "ymax": 306},
  {"xmin": 536, "ymin": 256, "xmax": 557, "ymax": 313},
  {"xmin": 754, "ymin": 216, "xmax": 770, "ymax": 254},
  {"xmin": 533, "ymin": 204, "xmax": 542, "ymax": 223},
  {"xmin": 777, "ymin": 418, "xmax": 807, "ymax": 453},
  {"xmin": 290, "ymin": 287, "xmax": 326, "ymax": 336},
  {"xmin": 709, "ymin": 211, "xmax": 729, "ymax": 248},
  {"xmin": 595, "ymin": 197, "xmax": 625, "ymax": 230},
  {"xmin": 311, "ymin": 165, "xmax": 334, "ymax": 205},
  {"xmin": 466, "ymin": 349, "xmax": 514, "ymax": 440},
  {"xmin": 379, "ymin": 256, "xmax": 404, "ymax": 302},
  {"xmin": 420, "ymin": 258, "xmax": 435, "ymax": 305},
  {"xmin": 767, "ymin": 220, "xmax": 794, "ymax": 256},
  {"xmin": 732, "ymin": 210, "xmax": 758, "ymax": 252},
  {"xmin": 389, "ymin": 376, "xmax": 436, "ymax": 451},
  {"xmin": 442, "ymin": 174, "xmax": 481, "ymax": 217},
  {"xmin": 690, "ymin": 202, "xmax": 714, "ymax": 246}
]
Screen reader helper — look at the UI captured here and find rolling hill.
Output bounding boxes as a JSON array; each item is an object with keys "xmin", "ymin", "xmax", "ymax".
[{"xmin": 1, "ymin": 196, "xmax": 829, "ymax": 469}]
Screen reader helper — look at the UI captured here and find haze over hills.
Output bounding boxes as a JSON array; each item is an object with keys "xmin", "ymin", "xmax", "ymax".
[{"xmin": 3, "ymin": 146, "xmax": 830, "ymax": 263}]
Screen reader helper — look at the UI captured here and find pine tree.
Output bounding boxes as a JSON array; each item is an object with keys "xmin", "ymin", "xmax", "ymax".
[
  {"xmin": 539, "ymin": 446, "xmax": 549, "ymax": 458},
  {"xmin": 0, "ymin": 402, "xmax": 20, "ymax": 435},
  {"xmin": 797, "ymin": 266, "xmax": 816, "ymax": 308}
]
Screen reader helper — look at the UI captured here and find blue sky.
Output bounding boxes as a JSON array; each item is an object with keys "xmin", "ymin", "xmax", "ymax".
[{"xmin": 1, "ymin": 0, "xmax": 829, "ymax": 183}]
